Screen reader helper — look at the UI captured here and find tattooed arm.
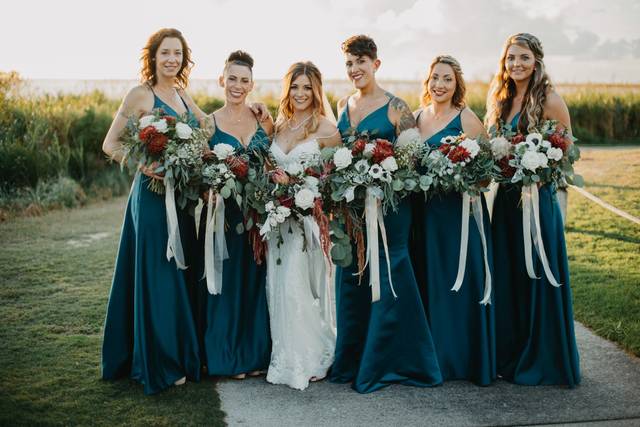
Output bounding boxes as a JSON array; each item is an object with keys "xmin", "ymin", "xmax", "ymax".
[{"xmin": 387, "ymin": 94, "xmax": 417, "ymax": 135}]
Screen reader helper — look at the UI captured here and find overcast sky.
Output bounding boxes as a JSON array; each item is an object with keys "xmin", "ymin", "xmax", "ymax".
[{"xmin": 4, "ymin": 0, "xmax": 639, "ymax": 82}]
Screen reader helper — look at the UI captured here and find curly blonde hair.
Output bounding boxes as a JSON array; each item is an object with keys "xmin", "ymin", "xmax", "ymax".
[{"xmin": 485, "ymin": 33, "xmax": 552, "ymax": 133}]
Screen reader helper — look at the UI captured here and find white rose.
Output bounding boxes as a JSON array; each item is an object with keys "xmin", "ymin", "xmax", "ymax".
[
  {"xmin": 304, "ymin": 176, "xmax": 319, "ymax": 191},
  {"xmin": 344, "ymin": 186, "xmax": 356, "ymax": 202},
  {"xmin": 139, "ymin": 115, "xmax": 155, "ymax": 129},
  {"xmin": 294, "ymin": 188, "xmax": 315, "ymax": 210},
  {"xmin": 521, "ymin": 150, "xmax": 542, "ymax": 172},
  {"xmin": 363, "ymin": 143, "xmax": 376, "ymax": 158},
  {"xmin": 333, "ymin": 147, "xmax": 353, "ymax": 170},
  {"xmin": 213, "ymin": 143, "xmax": 235, "ymax": 160},
  {"xmin": 396, "ymin": 128, "xmax": 421, "ymax": 148},
  {"xmin": 276, "ymin": 206, "xmax": 291, "ymax": 217},
  {"xmin": 541, "ymin": 140, "xmax": 552, "ymax": 149},
  {"xmin": 368, "ymin": 164, "xmax": 383, "ymax": 179},
  {"xmin": 265, "ymin": 201, "xmax": 275, "ymax": 212},
  {"xmin": 354, "ymin": 159, "xmax": 370, "ymax": 174},
  {"xmin": 490, "ymin": 136, "xmax": 511, "ymax": 160},
  {"xmin": 547, "ymin": 147, "xmax": 563, "ymax": 161},
  {"xmin": 285, "ymin": 162, "xmax": 303, "ymax": 176},
  {"xmin": 537, "ymin": 152, "xmax": 549, "ymax": 168},
  {"xmin": 381, "ymin": 156, "xmax": 398, "ymax": 172},
  {"xmin": 175, "ymin": 122, "xmax": 193, "ymax": 139},
  {"xmin": 460, "ymin": 138, "xmax": 480, "ymax": 158},
  {"xmin": 151, "ymin": 119, "xmax": 168, "ymax": 133}
]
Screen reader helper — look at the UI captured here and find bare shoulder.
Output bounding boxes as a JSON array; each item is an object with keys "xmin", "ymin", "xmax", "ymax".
[
  {"xmin": 336, "ymin": 95, "xmax": 350, "ymax": 115},
  {"xmin": 544, "ymin": 89, "xmax": 571, "ymax": 127},
  {"xmin": 316, "ymin": 116, "xmax": 341, "ymax": 147},
  {"xmin": 544, "ymin": 90, "xmax": 568, "ymax": 112},
  {"xmin": 388, "ymin": 95, "xmax": 416, "ymax": 133},
  {"xmin": 460, "ymin": 107, "xmax": 487, "ymax": 139},
  {"xmin": 120, "ymin": 84, "xmax": 153, "ymax": 116}
]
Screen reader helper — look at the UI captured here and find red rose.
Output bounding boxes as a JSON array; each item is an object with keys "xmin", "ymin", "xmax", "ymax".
[
  {"xmin": 351, "ymin": 138, "xmax": 367, "ymax": 155},
  {"xmin": 372, "ymin": 139, "xmax": 394, "ymax": 163},
  {"xmin": 139, "ymin": 126, "xmax": 158, "ymax": 143},
  {"xmin": 305, "ymin": 167, "xmax": 321, "ymax": 178},
  {"xmin": 447, "ymin": 146, "xmax": 471, "ymax": 163},
  {"xmin": 163, "ymin": 115, "xmax": 176, "ymax": 125},
  {"xmin": 226, "ymin": 156, "xmax": 249, "ymax": 179},
  {"xmin": 271, "ymin": 168, "xmax": 290, "ymax": 185},
  {"xmin": 498, "ymin": 155, "xmax": 516, "ymax": 178},
  {"xmin": 278, "ymin": 196, "xmax": 293, "ymax": 209},
  {"xmin": 511, "ymin": 134, "xmax": 525, "ymax": 145},
  {"xmin": 438, "ymin": 143, "xmax": 452, "ymax": 155},
  {"xmin": 549, "ymin": 132, "xmax": 568, "ymax": 152},
  {"xmin": 147, "ymin": 133, "xmax": 168, "ymax": 154}
]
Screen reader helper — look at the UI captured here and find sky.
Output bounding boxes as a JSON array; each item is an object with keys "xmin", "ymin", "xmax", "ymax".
[{"xmin": 3, "ymin": 0, "xmax": 640, "ymax": 83}]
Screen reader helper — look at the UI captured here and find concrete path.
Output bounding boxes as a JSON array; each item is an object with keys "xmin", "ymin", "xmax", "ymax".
[{"xmin": 218, "ymin": 322, "xmax": 640, "ymax": 426}]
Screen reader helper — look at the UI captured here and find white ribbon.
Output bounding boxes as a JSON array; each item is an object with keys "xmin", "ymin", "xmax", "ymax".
[
  {"xmin": 204, "ymin": 191, "xmax": 229, "ymax": 295},
  {"xmin": 165, "ymin": 178, "xmax": 187, "ymax": 269},
  {"xmin": 194, "ymin": 198, "xmax": 204, "ymax": 239},
  {"xmin": 356, "ymin": 187, "xmax": 396, "ymax": 303},
  {"xmin": 303, "ymin": 215, "xmax": 322, "ymax": 300},
  {"xmin": 521, "ymin": 184, "xmax": 562, "ymax": 287},
  {"xmin": 451, "ymin": 192, "xmax": 493, "ymax": 304}
]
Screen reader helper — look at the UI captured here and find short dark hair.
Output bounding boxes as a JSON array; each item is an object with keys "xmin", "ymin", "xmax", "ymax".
[
  {"xmin": 225, "ymin": 50, "xmax": 254, "ymax": 73},
  {"xmin": 341, "ymin": 35, "xmax": 377, "ymax": 60}
]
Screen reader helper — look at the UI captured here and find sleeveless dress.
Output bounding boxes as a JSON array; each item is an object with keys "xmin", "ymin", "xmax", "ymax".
[
  {"xmin": 265, "ymin": 139, "xmax": 336, "ymax": 390},
  {"xmin": 329, "ymin": 95, "xmax": 443, "ymax": 393},
  {"xmin": 198, "ymin": 121, "xmax": 272, "ymax": 376},
  {"xmin": 101, "ymin": 93, "xmax": 201, "ymax": 395},
  {"xmin": 411, "ymin": 111, "xmax": 496, "ymax": 385},
  {"xmin": 492, "ymin": 113, "xmax": 580, "ymax": 386}
]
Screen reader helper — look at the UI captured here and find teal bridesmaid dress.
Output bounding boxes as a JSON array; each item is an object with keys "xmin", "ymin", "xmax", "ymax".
[
  {"xmin": 492, "ymin": 113, "xmax": 580, "ymax": 386},
  {"xmin": 101, "ymin": 93, "xmax": 201, "ymax": 395},
  {"xmin": 411, "ymin": 111, "xmax": 496, "ymax": 386},
  {"xmin": 198, "ymin": 120, "xmax": 271, "ymax": 376},
  {"xmin": 329, "ymin": 94, "xmax": 443, "ymax": 393}
]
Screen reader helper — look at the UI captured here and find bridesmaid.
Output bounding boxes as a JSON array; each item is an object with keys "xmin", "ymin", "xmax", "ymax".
[
  {"xmin": 101, "ymin": 28, "xmax": 200, "ymax": 394},
  {"xmin": 193, "ymin": 51, "xmax": 273, "ymax": 379},
  {"xmin": 486, "ymin": 33, "xmax": 580, "ymax": 386},
  {"xmin": 412, "ymin": 55, "xmax": 495, "ymax": 385},
  {"xmin": 329, "ymin": 35, "xmax": 442, "ymax": 393}
]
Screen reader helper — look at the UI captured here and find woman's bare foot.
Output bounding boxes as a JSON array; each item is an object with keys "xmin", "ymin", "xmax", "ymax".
[
  {"xmin": 174, "ymin": 376, "xmax": 186, "ymax": 386},
  {"xmin": 231, "ymin": 373, "xmax": 246, "ymax": 380},
  {"xmin": 248, "ymin": 370, "xmax": 263, "ymax": 377},
  {"xmin": 310, "ymin": 375, "xmax": 326, "ymax": 383}
]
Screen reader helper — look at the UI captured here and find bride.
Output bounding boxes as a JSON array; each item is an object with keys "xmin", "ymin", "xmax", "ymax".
[{"xmin": 265, "ymin": 61, "xmax": 341, "ymax": 390}]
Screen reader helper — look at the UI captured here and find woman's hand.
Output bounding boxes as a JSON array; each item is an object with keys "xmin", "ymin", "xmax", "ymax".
[
  {"xmin": 249, "ymin": 102, "xmax": 271, "ymax": 122},
  {"xmin": 140, "ymin": 162, "xmax": 164, "ymax": 180}
]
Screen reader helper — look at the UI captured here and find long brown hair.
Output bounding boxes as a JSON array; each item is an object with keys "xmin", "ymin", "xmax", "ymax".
[
  {"xmin": 275, "ymin": 62, "xmax": 326, "ymax": 141},
  {"xmin": 420, "ymin": 55, "xmax": 466, "ymax": 109},
  {"xmin": 485, "ymin": 33, "xmax": 552, "ymax": 133},
  {"xmin": 140, "ymin": 28, "xmax": 194, "ymax": 89}
]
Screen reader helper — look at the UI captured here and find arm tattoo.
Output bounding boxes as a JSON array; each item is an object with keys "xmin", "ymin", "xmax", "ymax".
[{"xmin": 389, "ymin": 96, "xmax": 416, "ymax": 134}]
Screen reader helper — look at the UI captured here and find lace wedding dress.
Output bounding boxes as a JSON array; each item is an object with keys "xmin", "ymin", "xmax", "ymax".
[{"xmin": 265, "ymin": 139, "xmax": 336, "ymax": 390}]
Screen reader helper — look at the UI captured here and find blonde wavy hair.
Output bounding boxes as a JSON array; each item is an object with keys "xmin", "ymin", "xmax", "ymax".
[
  {"xmin": 485, "ymin": 33, "xmax": 552, "ymax": 133},
  {"xmin": 420, "ymin": 55, "xmax": 466, "ymax": 109},
  {"xmin": 275, "ymin": 62, "xmax": 326, "ymax": 140}
]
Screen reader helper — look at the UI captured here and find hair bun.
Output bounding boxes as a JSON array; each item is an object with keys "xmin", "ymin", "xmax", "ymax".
[{"xmin": 226, "ymin": 50, "xmax": 254, "ymax": 69}]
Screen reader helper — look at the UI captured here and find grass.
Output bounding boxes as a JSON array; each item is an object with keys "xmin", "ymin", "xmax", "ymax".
[
  {"xmin": 0, "ymin": 198, "xmax": 225, "ymax": 426},
  {"xmin": 566, "ymin": 147, "xmax": 640, "ymax": 356}
]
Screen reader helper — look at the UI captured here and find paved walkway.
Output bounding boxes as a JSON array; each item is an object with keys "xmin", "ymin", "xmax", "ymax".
[{"xmin": 218, "ymin": 322, "xmax": 640, "ymax": 426}]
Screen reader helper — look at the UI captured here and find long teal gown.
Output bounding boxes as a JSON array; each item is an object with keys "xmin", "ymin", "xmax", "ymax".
[
  {"xmin": 101, "ymin": 94, "xmax": 201, "ymax": 395},
  {"xmin": 197, "ymin": 121, "xmax": 271, "ymax": 376},
  {"xmin": 329, "ymin": 94, "xmax": 443, "ymax": 393},
  {"xmin": 411, "ymin": 111, "xmax": 496, "ymax": 385},
  {"xmin": 492, "ymin": 113, "xmax": 580, "ymax": 386}
]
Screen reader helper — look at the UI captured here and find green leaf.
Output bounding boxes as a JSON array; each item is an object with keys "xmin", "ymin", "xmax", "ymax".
[
  {"xmin": 331, "ymin": 244, "xmax": 346, "ymax": 261},
  {"xmin": 220, "ymin": 186, "xmax": 231, "ymax": 199},
  {"xmin": 235, "ymin": 223, "xmax": 244, "ymax": 234}
]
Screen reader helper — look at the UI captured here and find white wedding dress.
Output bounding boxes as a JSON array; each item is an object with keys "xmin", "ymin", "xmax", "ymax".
[{"xmin": 265, "ymin": 139, "xmax": 336, "ymax": 391}]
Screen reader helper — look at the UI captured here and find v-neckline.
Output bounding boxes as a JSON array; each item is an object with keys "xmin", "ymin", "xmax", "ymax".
[
  {"xmin": 419, "ymin": 110, "xmax": 462, "ymax": 142},
  {"xmin": 272, "ymin": 139, "xmax": 318, "ymax": 156},
  {"xmin": 347, "ymin": 96, "xmax": 391, "ymax": 129},
  {"xmin": 506, "ymin": 111, "xmax": 521, "ymax": 126},
  {"xmin": 153, "ymin": 92, "xmax": 188, "ymax": 116},
  {"xmin": 215, "ymin": 120, "xmax": 260, "ymax": 149}
]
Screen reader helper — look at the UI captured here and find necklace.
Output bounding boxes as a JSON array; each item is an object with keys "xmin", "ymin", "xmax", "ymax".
[{"xmin": 288, "ymin": 114, "xmax": 312, "ymax": 131}]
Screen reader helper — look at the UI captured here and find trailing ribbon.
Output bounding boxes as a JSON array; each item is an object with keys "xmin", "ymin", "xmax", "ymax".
[
  {"xmin": 356, "ymin": 187, "xmax": 397, "ymax": 303},
  {"xmin": 194, "ymin": 198, "xmax": 204, "ymax": 239},
  {"xmin": 521, "ymin": 184, "xmax": 562, "ymax": 287},
  {"xmin": 451, "ymin": 192, "xmax": 492, "ymax": 304},
  {"xmin": 204, "ymin": 191, "xmax": 229, "ymax": 295},
  {"xmin": 303, "ymin": 216, "xmax": 335, "ymax": 329},
  {"xmin": 165, "ymin": 178, "xmax": 187, "ymax": 269},
  {"xmin": 303, "ymin": 215, "xmax": 322, "ymax": 300}
]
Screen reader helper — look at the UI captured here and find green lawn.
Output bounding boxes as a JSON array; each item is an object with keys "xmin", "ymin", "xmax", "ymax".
[
  {"xmin": 0, "ymin": 147, "xmax": 638, "ymax": 425},
  {"xmin": 566, "ymin": 147, "xmax": 640, "ymax": 356},
  {"xmin": 0, "ymin": 199, "xmax": 224, "ymax": 426}
]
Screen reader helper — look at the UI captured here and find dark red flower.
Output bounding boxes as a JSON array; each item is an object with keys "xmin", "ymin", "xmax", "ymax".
[
  {"xmin": 278, "ymin": 196, "xmax": 293, "ymax": 209},
  {"xmin": 498, "ymin": 155, "xmax": 516, "ymax": 178},
  {"xmin": 438, "ymin": 143, "xmax": 452, "ymax": 155},
  {"xmin": 147, "ymin": 133, "xmax": 168, "ymax": 154},
  {"xmin": 163, "ymin": 115, "xmax": 176, "ymax": 125},
  {"xmin": 226, "ymin": 156, "xmax": 249, "ymax": 179},
  {"xmin": 447, "ymin": 146, "xmax": 471, "ymax": 163},
  {"xmin": 271, "ymin": 168, "xmax": 290, "ymax": 185},
  {"xmin": 139, "ymin": 126, "xmax": 158, "ymax": 143},
  {"xmin": 549, "ymin": 132, "xmax": 569, "ymax": 152},
  {"xmin": 305, "ymin": 167, "xmax": 321, "ymax": 178},
  {"xmin": 351, "ymin": 138, "xmax": 367, "ymax": 155},
  {"xmin": 372, "ymin": 139, "xmax": 394, "ymax": 163},
  {"xmin": 511, "ymin": 134, "xmax": 525, "ymax": 145}
]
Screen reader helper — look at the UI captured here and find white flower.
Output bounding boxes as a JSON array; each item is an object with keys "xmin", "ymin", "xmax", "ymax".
[
  {"xmin": 521, "ymin": 150, "xmax": 544, "ymax": 172},
  {"xmin": 285, "ymin": 162, "xmax": 303, "ymax": 176},
  {"xmin": 275, "ymin": 213, "xmax": 285, "ymax": 223},
  {"xmin": 363, "ymin": 143, "xmax": 376, "ymax": 158},
  {"xmin": 441, "ymin": 135, "xmax": 457, "ymax": 144},
  {"xmin": 547, "ymin": 147, "xmax": 563, "ymax": 161},
  {"xmin": 265, "ymin": 201, "xmax": 275, "ymax": 212},
  {"xmin": 460, "ymin": 138, "xmax": 480, "ymax": 158},
  {"xmin": 151, "ymin": 119, "xmax": 168, "ymax": 133},
  {"xmin": 537, "ymin": 152, "xmax": 549, "ymax": 168},
  {"xmin": 526, "ymin": 133, "xmax": 543, "ymax": 146},
  {"xmin": 490, "ymin": 136, "xmax": 511, "ymax": 160},
  {"xmin": 380, "ymin": 170, "xmax": 393, "ymax": 183},
  {"xmin": 368, "ymin": 164, "xmax": 383, "ymax": 179},
  {"xmin": 294, "ymin": 188, "xmax": 315, "ymax": 210},
  {"xmin": 354, "ymin": 159, "xmax": 370, "ymax": 174},
  {"xmin": 333, "ymin": 147, "xmax": 353, "ymax": 170},
  {"xmin": 344, "ymin": 186, "xmax": 356, "ymax": 202},
  {"xmin": 381, "ymin": 156, "xmax": 398, "ymax": 172},
  {"xmin": 213, "ymin": 143, "xmax": 235, "ymax": 160},
  {"xmin": 217, "ymin": 163, "xmax": 228, "ymax": 173},
  {"xmin": 541, "ymin": 140, "xmax": 552, "ymax": 149},
  {"xmin": 396, "ymin": 128, "xmax": 421, "ymax": 148},
  {"xmin": 175, "ymin": 122, "xmax": 193, "ymax": 139},
  {"xmin": 276, "ymin": 205, "xmax": 291, "ymax": 217},
  {"xmin": 139, "ymin": 115, "xmax": 155, "ymax": 129},
  {"xmin": 304, "ymin": 175, "xmax": 319, "ymax": 191}
]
